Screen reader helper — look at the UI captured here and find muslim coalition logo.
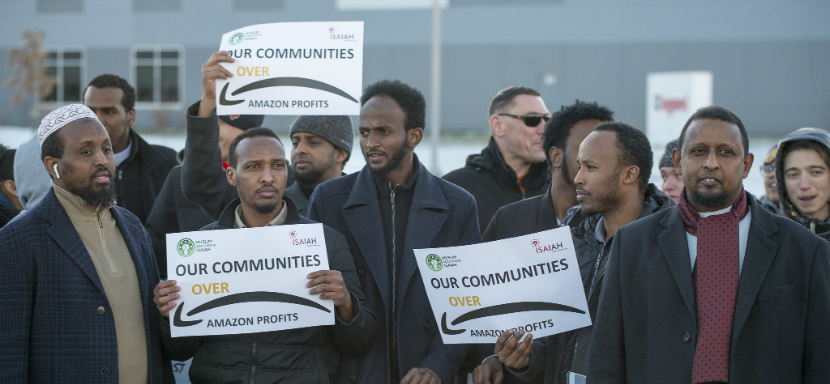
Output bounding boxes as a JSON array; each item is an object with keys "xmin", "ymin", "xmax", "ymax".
[
  {"xmin": 426, "ymin": 254, "xmax": 443, "ymax": 272},
  {"xmin": 229, "ymin": 33, "xmax": 244, "ymax": 45},
  {"xmin": 177, "ymin": 238, "xmax": 195, "ymax": 257}
]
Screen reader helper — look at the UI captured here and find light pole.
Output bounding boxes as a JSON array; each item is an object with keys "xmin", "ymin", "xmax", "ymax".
[{"xmin": 430, "ymin": 0, "xmax": 442, "ymax": 174}]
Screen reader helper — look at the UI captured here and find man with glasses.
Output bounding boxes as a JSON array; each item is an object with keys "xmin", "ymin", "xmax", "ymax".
[
  {"xmin": 758, "ymin": 144, "xmax": 782, "ymax": 214},
  {"xmin": 444, "ymin": 86, "xmax": 551, "ymax": 233}
]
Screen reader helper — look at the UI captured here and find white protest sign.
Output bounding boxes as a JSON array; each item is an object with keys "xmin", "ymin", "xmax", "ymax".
[
  {"xmin": 414, "ymin": 227, "xmax": 591, "ymax": 344},
  {"xmin": 216, "ymin": 21, "xmax": 363, "ymax": 115},
  {"xmin": 166, "ymin": 223, "xmax": 334, "ymax": 337}
]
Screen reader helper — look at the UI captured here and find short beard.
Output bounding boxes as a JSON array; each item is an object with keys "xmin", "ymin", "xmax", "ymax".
[
  {"xmin": 560, "ymin": 152, "xmax": 574, "ymax": 187},
  {"xmin": 293, "ymin": 152, "xmax": 336, "ymax": 185},
  {"xmin": 77, "ymin": 183, "xmax": 117, "ymax": 211},
  {"xmin": 369, "ymin": 140, "xmax": 408, "ymax": 180},
  {"xmin": 689, "ymin": 188, "xmax": 731, "ymax": 210},
  {"xmin": 580, "ymin": 170, "xmax": 623, "ymax": 217},
  {"xmin": 251, "ymin": 200, "xmax": 280, "ymax": 214},
  {"xmin": 293, "ymin": 167, "xmax": 326, "ymax": 185}
]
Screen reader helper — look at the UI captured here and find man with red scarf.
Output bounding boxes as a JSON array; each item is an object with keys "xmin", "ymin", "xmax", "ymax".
[{"xmin": 587, "ymin": 106, "xmax": 830, "ymax": 383}]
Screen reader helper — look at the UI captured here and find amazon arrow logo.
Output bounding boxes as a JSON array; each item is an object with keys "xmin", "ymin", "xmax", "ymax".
[
  {"xmin": 440, "ymin": 301, "xmax": 586, "ymax": 335},
  {"xmin": 173, "ymin": 291, "xmax": 332, "ymax": 327},
  {"xmin": 219, "ymin": 77, "xmax": 359, "ymax": 106}
]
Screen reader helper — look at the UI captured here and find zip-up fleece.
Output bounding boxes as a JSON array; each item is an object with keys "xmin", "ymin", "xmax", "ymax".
[{"xmin": 53, "ymin": 182, "xmax": 149, "ymax": 384}]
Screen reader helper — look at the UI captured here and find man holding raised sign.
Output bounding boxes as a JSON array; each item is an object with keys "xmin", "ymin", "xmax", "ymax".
[{"xmin": 153, "ymin": 128, "xmax": 376, "ymax": 383}]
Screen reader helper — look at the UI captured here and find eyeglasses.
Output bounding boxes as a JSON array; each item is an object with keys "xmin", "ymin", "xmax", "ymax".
[
  {"xmin": 759, "ymin": 164, "xmax": 775, "ymax": 174},
  {"xmin": 498, "ymin": 113, "xmax": 551, "ymax": 127}
]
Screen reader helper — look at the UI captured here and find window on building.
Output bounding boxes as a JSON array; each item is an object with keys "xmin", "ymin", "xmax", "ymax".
[
  {"xmin": 134, "ymin": 0, "xmax": 182, "ymax": 12},
  {"xmin": 43, "ymin": 48, "xmax": 85, "ymax": 104},
  {"xmin": 131, "ymin": 46, "xmax": 184, "ymax": 108},
  {"xmin": 234, "ymin": 0, "xmax": 284, "ymax": 10},
  {"xmin": 37, "ymin": 0, "xmax": 83, "ymax": 13}
]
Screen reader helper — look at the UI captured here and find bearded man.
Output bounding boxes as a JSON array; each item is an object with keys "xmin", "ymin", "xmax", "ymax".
[{"xmin": 0, "ymin": 104, "xmax": 173, "ymax": 383}]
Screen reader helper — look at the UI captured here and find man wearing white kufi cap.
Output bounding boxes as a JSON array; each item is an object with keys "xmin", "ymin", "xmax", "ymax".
[{"xmin": 0, "ymin": 104, "xmax": 174, "ymax": 383}]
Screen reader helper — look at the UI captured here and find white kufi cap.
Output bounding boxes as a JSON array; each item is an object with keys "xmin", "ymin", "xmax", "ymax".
[{"xmin": 38, "ymin": 104, "xmax": 100, "ymax": 148}]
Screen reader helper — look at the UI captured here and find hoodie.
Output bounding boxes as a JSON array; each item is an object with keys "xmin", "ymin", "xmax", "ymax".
[{"xmin": 775, "ymin": 127, "xmax": 830, "ymax": 241}]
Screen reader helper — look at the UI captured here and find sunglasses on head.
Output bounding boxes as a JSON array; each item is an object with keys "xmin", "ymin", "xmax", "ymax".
[{"xmin": 498, "ymin": 113, "xmax": 552, "ymax": 127}]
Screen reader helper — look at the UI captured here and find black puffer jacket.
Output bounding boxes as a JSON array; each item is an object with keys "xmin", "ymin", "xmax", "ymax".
[
  {"xmin": 115, "ymin": 129, "xmax": 179, "ymax": 225},
  {"xmin": 443, "ymin": 137, "xmax": 550, "ymax": 234},
  {"xmin": 508, "ymin": 184, "xmax": 674, "ymax": 383},
  {"xmin": 776, "ymin": 127, "xmax": 830, "ymax": 241},
  {"xmin": 160, "ymin": 196, "xmax": 377, "ymax": 384}
]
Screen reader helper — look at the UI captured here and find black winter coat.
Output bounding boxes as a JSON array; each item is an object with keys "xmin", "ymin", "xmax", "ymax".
[
  {"xmin": 160, "ymin": 196, "xmax": 377, "ymax": 384},
  {"xmin": 145, "ymin": 159, "xmax": 214, "ymax": 278},
  {"xmin": 444, "ymin": 137, "xmax": 550, "ymax": 234},
  {"xmin": 116, "ymin": 129, "xmax": 178, "ymax": 225},
  {"xmin": 508, "ymin": 184, "xmax": 675, "ymax": 384},
  {"xmin": 307, "ymin": 162, "xmax": 481, "ymax": 384}
]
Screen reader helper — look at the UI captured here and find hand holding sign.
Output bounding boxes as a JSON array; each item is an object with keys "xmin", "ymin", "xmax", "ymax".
[
  {"xmin": 400, "ymin": 366, "xmax": 441, "ymax": 384},
  {"xmin": 307, "ymin": 270, "xmax": 354, "ymax": 322},
  {"xmin": 199, "ymin": 51, "xmax": 235, "ymax": 117},
  {"xmin": 472, "ymin": 356, "xmax": 504, "ymax": 384},
  {"xmin": 494, "ymin": 329, "xmax": 533, "ymax": 369},
  {"xmin": 154, "ymin": 280, "xmax": 181, "ymax": 318}
]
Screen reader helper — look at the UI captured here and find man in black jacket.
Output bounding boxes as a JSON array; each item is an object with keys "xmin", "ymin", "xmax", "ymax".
[
  {"xmin": 145, "ymin": 113, "xmax": 264, "ymax": 279},
  {"xmin": 588, "ymin": 106, "xmax": 830, "ymax": 383},
  {"xmin": 153, "ymin": 128, "xmax": 377, "ymax": 384},
  {"xmin": 83, "ymin": 74, "xmax": 178, "ymax": 224},
  {"xmin": 287, "ymin": 115, "xmax": 354, "ymax": 216},
  {"xmin": 468, "ymin": 100, "xmax": 613, "ymax": 384},
  {"xmin": 488, "ymin": 123, "xmax": 674, "ymax": 384},
  {"xmin": 474, "ymin": 123, "xmax": 672, "ymax": 384},
  {"xmin": 307, "ymin": 80, "xmax": 480, "ymax": 384},
  {"xmin": 444, "ymin": 87, "xmax": 551, "ymax": 233}
]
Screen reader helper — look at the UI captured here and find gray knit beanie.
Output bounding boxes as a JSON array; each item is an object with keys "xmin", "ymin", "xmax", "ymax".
[
  {"xmin": 659, "ymin": 139, "xmax": 679, "ymax": 168},
  {"xmin": 289, "ymin": 116, "xmax": 354, "ymax": 156}
]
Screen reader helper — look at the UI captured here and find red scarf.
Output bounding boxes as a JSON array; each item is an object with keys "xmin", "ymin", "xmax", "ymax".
[{"xmin": 678, "ymin": 188, "xmax": 748, "ymax": 383}]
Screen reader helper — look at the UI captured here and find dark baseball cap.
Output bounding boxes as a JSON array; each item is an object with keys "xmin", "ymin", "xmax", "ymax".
[{"xmin": 219, "ymin": 114, "xmax": 265, "ymax": 130}]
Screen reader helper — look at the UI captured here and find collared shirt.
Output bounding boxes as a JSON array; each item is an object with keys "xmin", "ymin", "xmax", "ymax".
[
  {"xmin": 113, "ymin": 139, "xmax": 132, "ymax": 167},
  {"xmin": 686, "ymin": 206, "xmax": 752, "ymax": 275},
  {"xmin": 558, "ymin": 204, "xmax": 582, "ymax": 227},
  {"xmin": 233, "ymin": 200, "xmax": 288, "ymax": 228}
]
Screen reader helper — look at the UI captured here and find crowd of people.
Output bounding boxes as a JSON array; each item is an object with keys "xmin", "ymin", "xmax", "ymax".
[{"xmin": 1, "ymin": 50, "xmax": 829, "ymax": 384}]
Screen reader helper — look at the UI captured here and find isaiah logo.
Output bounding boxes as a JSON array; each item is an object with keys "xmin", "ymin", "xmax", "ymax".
[
  {"xmin": 177, "ymin": 238, "xmax": 195, "ymax": 257},
  {"xmin": 426, "ymin": 254, "xmax": 443, "ymax": 272},
  {"xmin": 229, "ymin": 33, "xmax": 244, "ymax": 45}
]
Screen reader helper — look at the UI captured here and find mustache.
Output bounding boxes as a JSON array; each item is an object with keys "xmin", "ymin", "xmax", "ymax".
[
  {"xmin": 90, "ymin": 167, "xmax": 112, "ymax": 179},
  {"xmin": 255, "ymin": 185, "xmax": 279, "ymax": 194},
  {"xmin": 697, "ymin": 174, "xmax": 722, "ymax": 183},
  {"xmin": 575, "ymin": 187, "xmax": 590, "ymax": 196},
  {"xmin": 365, "ymin": 150, "xmax": 386, "ymax": 157}
]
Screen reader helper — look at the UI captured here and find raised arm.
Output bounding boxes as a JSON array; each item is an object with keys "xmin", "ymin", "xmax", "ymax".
[{"xmin": 181, "ymin": 52, "xmax": 238, "ymax": 220}]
